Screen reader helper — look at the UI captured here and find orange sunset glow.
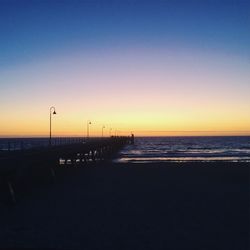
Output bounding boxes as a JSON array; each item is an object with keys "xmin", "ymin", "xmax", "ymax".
[
  {"xmin": 0, "ymin": 2, "xmax": 249, "ymax": 138},
  {"xmin": 1, "ymin": 48, "xmax": 249, "ymax": 137}
]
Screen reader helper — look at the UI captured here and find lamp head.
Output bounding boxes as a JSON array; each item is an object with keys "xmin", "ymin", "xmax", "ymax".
[{"xmin": 53, "ymin": 111, "xmax": 56, "ymax": 115}]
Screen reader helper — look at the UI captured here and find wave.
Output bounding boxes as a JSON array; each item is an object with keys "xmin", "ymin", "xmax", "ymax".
[{"xmin": 116, "ymin": 136, "xmax": 250, "ymax": 163}]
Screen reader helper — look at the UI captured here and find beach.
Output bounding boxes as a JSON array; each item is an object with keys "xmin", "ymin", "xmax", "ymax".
[{"xmin": 0, "ymin": 161, "xmax": 249, "ymax": 250}]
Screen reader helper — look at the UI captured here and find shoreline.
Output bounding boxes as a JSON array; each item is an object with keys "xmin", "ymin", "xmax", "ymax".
[{"xmin": 113, "ymin": 159, "xmax": 250, "ymax": 163}]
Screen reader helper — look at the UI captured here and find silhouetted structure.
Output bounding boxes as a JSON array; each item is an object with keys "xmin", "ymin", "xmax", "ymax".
[
  {"xmin": 131, "ymin": 133, "xmax": 135, "ymax": 144},
  {"xmin": 0, "ymin": 137, "xmax": 130, "ymax": 204}
]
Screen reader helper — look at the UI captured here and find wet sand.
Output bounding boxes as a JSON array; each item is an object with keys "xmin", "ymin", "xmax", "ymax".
[{"xmin": 0, "ymin": 162, "xmax": 249, "ymax": 250}]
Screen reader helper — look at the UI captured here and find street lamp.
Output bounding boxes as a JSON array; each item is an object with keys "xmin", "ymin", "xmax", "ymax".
[
  {"xmin": 49, "ymin": 106, "xmax": 57, "ymax": 146},
  {"xmin": 87, "ymin": 120, "xmax": 92, "ymax": 139},
  {"xmin": 102, "ymin": 125, "xmax": 105, "ymax": 137},
  {"xmin": 109, "ymin": 128, "xmax": 112, "ymax": 137}
]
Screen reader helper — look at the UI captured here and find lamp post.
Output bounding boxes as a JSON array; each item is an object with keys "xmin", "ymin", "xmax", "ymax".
[
  {"xmin": 49, "ymin": 106, "xmax": 57, "ymax": 146},
  {"xmin": 109, "ymin": 128, "xmax": 112, "ymax": 137},
  {"xmin": 87, "ymin": 120, "xmax": 92, "ymax": 139},
  {"xmin": 102, "ymin": 125, "xmax": 105, "ymax": 137}
]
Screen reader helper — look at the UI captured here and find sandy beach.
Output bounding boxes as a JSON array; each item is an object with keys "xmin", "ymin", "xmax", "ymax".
[{"xmin": 0, "ymin": 161, "xmax": 249, "ymax": 250}]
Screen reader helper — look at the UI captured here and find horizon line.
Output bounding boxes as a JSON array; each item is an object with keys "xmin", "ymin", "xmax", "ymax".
[{"xmin": 1, "ymin": 134, "xmax": 250, "ymax": 139}]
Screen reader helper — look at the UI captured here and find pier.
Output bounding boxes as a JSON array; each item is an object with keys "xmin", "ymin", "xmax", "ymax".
[{"xmin": 0, "ymin": 136, "xmax": 132, "ymax": 204}]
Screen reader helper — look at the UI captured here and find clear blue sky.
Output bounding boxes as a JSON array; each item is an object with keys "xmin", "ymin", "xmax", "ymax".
[
  {"xmin": 1, "ymin": 0, "xmax": 249, "ymax": 67},
  {"xmin": 0, "ymin": 0, "xmax": 250, "ymax": 136}
]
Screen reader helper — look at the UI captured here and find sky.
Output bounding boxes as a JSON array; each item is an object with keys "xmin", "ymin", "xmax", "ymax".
[{"xmin": 0, "ymin": 0, "xmax": 250, "ymax": 137}]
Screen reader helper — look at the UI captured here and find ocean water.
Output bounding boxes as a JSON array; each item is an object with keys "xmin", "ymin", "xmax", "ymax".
[{"xmin": 115, "ymin": 136, "xmax": 250, "ymax": 163}]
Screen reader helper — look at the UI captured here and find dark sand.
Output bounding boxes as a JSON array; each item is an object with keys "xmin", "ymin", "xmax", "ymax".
[{"xmin": 0, "ymin": 162, "xmax": 249, "ymax": 250}]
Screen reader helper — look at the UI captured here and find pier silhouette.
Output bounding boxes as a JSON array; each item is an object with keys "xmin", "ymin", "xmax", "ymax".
[{"xmin": 0, "ymin": 136, "xmax": 132, "ymax": 204}]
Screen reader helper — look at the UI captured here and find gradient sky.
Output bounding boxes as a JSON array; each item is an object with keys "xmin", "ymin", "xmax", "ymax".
[{"xmin": 0, "ymin": 0, "xmax": 250, "ymax": 137}]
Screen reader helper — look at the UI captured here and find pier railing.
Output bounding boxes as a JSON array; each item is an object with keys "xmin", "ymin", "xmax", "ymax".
[{"xmin": 0, "ymin": 137, "xmax": 88, "ymax": 151}]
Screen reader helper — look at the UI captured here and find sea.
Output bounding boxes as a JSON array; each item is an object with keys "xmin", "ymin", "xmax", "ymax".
[
  {"xmin": 115, "ymin": 136, "xmax": 250, "ymax": 163},
  {"xmin": 1, "ymin": 136, "xmax": 250, "ymax": 163}
]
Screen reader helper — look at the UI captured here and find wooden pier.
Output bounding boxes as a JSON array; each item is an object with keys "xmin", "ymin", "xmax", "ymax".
[{"xmin": 0, "ymin": 136, "xmax": 132, "ymax": 204}]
